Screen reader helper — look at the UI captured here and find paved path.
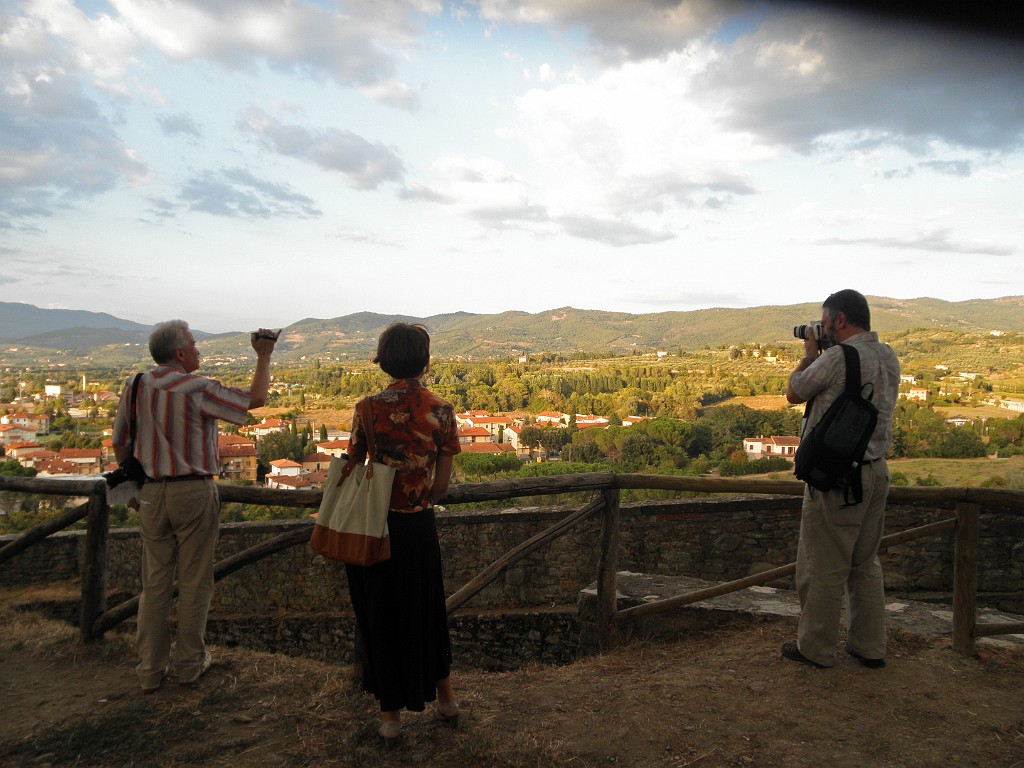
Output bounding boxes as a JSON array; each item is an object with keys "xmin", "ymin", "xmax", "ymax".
[{"xmin": 585, "ymin": 572, "xmax": 1024, "ymax": 648}]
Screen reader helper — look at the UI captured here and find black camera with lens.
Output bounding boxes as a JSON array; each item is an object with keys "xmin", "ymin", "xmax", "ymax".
[
  {"xmin": 103, "ymin": 456, "xmax": 148, "ymax": 488},
  {"xmin": 793, "ymin": 322, "xmax": 827, "ymax": 350}
]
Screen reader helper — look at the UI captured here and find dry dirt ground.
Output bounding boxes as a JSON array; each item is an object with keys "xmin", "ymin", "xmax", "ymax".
[{"xmin": 1, "ymin": 594, "xmax": 1022, "ymax": 768}]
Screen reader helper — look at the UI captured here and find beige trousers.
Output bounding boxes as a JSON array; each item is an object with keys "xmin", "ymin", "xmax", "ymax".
[
  {"xmin": 795, "ymin": 460, "xmax": 889, "ymax": 667},
  {"xmin": 135, "ymin": 478, "xmax": 219, "ymax": 688}
]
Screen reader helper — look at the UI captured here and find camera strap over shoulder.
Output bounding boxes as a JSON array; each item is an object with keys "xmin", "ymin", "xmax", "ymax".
[
  {"xmin": 128, "ymin": 373, "xmax": 143, "ymax": 455},
  {"xmin": 840, "ymin": 344, "xmax": 866, "ymax": 507}
]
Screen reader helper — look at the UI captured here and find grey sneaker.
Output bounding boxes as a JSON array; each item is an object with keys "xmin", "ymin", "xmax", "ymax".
[{"xmin": 178, "ymin": 654, "xmax": 212, "ymax": 686}]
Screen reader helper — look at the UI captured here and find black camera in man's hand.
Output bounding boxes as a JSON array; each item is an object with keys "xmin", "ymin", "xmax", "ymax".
[
  {"xmin": 794, "ymin": 322, "xmax": 828, "ymax": 350},
  {"xmin": 103, "ymin": 457, "xmax": 148, "ymax": 488}
]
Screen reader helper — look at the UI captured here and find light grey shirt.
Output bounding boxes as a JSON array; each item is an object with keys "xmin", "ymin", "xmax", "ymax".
[{"xmin": 789, "ymin": 331, "xmax": 901, "ymax": 461}]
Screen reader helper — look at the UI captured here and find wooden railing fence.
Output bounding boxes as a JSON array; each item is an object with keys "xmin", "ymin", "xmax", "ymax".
[{"xmin": 1, "ymin": 473, "xmax": 1022, "ymax": 657}]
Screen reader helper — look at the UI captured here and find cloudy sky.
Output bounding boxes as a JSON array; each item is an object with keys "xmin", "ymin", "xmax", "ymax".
[{"xmin": 2, "ymin": 0, "xmax": 1022, "ymax": 333}]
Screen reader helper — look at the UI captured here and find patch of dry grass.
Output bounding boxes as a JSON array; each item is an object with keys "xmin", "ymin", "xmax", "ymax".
[{"xmin": 3, "ymin": 592, "xmax": 1023, "ymax": 768}]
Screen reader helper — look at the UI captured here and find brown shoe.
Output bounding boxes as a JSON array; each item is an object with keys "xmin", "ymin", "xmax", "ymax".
[
  {"xmin": 847, "ymin": 647, "xmax": 886, "ymax": 669},
  {"xmin": 781, "ymin": 641, "xmax": 827, "ymax": 669}
]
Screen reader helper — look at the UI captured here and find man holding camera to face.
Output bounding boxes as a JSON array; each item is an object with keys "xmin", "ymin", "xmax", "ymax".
[
  {"xmin": 112, "ymin": 320, "xmax": 278, "ymax": 692},
  {"xmin": 782, "ymin": 290, "xmax": 900, "ymax": 669}
]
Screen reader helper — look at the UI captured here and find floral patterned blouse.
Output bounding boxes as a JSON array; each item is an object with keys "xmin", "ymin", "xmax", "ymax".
[{"xmin": 349, "ymin": 378, "xmax": 461, "ymax": 513}]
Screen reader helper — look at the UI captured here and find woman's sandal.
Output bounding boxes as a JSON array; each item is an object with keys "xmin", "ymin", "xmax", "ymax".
[
  {"xmin": 379, "ymin": 720, "xmax": 402, "ymax": 740},
  {"xmin": 435, "ymin": 700, "xmax": 460, "ymax": 725}
]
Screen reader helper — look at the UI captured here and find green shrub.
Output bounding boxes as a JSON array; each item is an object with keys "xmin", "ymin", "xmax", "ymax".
[
  {"xmin": 889, "ymin": 471, "xmax": 909, "ymax": 486},
  {"xmin": 718, "ymin": 457, "xmax": 792, "ymax": 476},
  {"xmin": 979, "ymin": 475, "xmax": 1008, "ymax": 488},
  {"xmin": 455, "ymin": 452, "xmax": 522, "ymax": 477}
]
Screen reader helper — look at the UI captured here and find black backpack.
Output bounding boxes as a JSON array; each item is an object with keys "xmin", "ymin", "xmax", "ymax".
[{"xmin": 793, "ymin": 344, "xmax": 878, "ymax": 504}]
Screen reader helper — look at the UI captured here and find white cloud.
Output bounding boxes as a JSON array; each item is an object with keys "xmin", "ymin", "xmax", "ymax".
[
  {"xmin": 815, "ymin": 228, "xmax": 1016, "ymax": 257},
  {"xmin": 496, "ymin": 45, "xmax": 770, "ymax": 240},
  {"xmin": 179, "ymin": 167, "xmax": 321, "ymax": 219},
  {"xmin": 704, "ymin": 8, "xmax": 1024, "ymax": 153},
  {"xmin": 158, "ymin": 111, "xmax": 202, "ymax": 137},
  {"xmin": 236, "ymin": 106, "xmax": 406, "ymax": 190},
  {"xmin": 110, "ymin": 0, "xmax": 434, "ymax": 107},
  {"xmin": 476, "ymin": 0, "xmax": 745, "ymax": 60}
]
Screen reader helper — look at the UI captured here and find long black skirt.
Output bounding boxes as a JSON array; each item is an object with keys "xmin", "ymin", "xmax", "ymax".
[{"xmin": 344, "ymin": 508, "xmax": 452, "ymax": 712}]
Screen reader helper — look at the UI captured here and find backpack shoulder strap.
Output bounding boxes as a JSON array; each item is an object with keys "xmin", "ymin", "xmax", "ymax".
[
  {"xmin": 839, "ymin": 343, "xmax": 860, "ymax": 394},
  {"xmin": 839, "ymin": 343, "xmax": 875, "ymax": 401}
]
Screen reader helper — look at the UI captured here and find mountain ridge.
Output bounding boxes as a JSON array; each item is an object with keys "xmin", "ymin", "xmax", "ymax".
[{"xmin": 2, "ymin": 297, "xmax": 1022, "ymax": 365}]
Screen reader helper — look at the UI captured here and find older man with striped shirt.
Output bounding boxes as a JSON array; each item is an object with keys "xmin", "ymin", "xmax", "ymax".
[{"xmin": 113, "ymin": 319, "xmax": 278, "ymax": 693}]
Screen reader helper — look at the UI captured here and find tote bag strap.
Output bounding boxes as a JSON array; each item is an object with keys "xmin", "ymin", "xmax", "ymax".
[
  {"xmin": 360, "ymin": 398, "xmax": 380, "ymax": 479},
  {"xmin": 334, "ymin": 398, "xmax": 381, "ymax": 487}
]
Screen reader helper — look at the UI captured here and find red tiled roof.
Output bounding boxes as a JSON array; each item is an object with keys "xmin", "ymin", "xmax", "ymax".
[
  {"xmin": 24, "ymin": 449, "xmax": 58, "ymax": 460},
  {"xmin": 462, "ymin": 442, "xmax": 515, "ymax": 454},
  {"xmin": 269, "ymin": 475, "xmax": 312, "ymax": 488},
  {"xmin": 302, "ymin": 453, "xmax": 332, "ymax": 463},
  {"xmin": 221, "ymin": 444, "xmax": 257, "ymax": 457},
  {"xmin": 59, "ymin": 448, "xmax": 102, "ymax": 459},
  {"xmin": 319, "ymin": 439, "xmax": 350, "ymax": 449},
  {"xmin": 219, "ymin": 433, "xmax": 256, "ymax": 447}
]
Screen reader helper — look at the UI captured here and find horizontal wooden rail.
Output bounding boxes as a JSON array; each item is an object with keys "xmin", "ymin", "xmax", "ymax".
[
  {"xmin": 0, "ymin": 475, "xmax": 105, "ymax": 496},
  {"xmin": 886, "ymin": 485, "xmax": 1024, "ymax": 508},
  {"xmin": 218, "ymin": 485, "xmax": 321, "ymax": 507},
  {"xmin": 615, "ymin": 474, "xmax": 803, "ymax": 496},
  {"xmin": 443, "ymin": 471, "xmax": 616, "ymax": 504}
]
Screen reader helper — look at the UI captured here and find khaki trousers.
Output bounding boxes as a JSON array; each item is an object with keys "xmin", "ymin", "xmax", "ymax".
[
  {"xmin": 135, "ymin": 478, "xmax": 219, "ymax": 688},
  {"xmin": 795, "ymin": 460, "xmax": 889, "ymax": 667}
]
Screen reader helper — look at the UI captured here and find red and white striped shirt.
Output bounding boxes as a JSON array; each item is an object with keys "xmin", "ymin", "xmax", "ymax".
[{"xmin": 112, "ymin": 364, "xmax": 252, "ymax": 480}]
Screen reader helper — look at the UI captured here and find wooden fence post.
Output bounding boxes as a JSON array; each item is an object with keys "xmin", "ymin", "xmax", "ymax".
[
  {"xmin": 952, "ymin": 502, "xmax": 980, "ymax": 657},
  {"xmin": 80, "ymin": 486, "xmax": 110, "ymax": 644},
  {"xmin": 596, "ymin": 487, "xmax": 620, "ymax": 651}
]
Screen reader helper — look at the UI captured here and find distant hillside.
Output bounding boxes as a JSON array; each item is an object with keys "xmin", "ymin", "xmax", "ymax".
[
  {"xmin": 2, "ymin": 297, "xmax": 1022, "ymax": 365},
  {"xmin": 258, "ymin": 297, "xmax": 1024, "ymax": 361},
  {"xmin": 0, "ymin": 302, "xmax": 151, "ymax": 342}
]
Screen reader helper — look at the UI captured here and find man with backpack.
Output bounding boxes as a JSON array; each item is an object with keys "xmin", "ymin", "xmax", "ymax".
[{"xmin": 781, "ymin": 290, "xmax": 901, "ymax": 669}]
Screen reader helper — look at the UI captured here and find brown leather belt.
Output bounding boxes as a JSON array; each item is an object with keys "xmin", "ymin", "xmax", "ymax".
[{"xmin": 146, "ymin": 474, "xmax": 211, "ymax": 483}]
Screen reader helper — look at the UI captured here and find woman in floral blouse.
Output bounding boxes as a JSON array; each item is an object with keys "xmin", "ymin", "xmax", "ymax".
[{"xmin": 344, "ymin": 322, "xmax": 461, "ymax": 740}]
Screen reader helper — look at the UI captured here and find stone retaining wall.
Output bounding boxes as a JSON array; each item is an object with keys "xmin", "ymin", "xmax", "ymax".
[
  {"xmin": 3, "ymin": 496, "xmax": 1022, "ymax": 615},
  {"xmin": 201, "ymin": 608, "xmax": 580, "ymax": 670}
]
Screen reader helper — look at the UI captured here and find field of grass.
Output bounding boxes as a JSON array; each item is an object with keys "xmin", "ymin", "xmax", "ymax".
[
  {"xmin": 932, "ymin": 403, "xmax": 1020, "ymax": 420},
  {"xmin": 706, "ymin": 394, "xmax": 792, "ymax": 411},
  {"xmin": 886, "ymin": 455, "xmax": 1024, "ymax": 487},
  {"xmin": 758, "ymin": 454, "xmax": 1024, "ymax": 489}
]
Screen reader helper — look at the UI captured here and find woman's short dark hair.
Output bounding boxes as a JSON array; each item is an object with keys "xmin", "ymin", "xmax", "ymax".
[
  {"xmin": 823, "ymin": 289, "xmax": 871, "ymax": 331},
  {"xmin": 373, "ymin": 323, "xmax": 431, "ymax": 379}
]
